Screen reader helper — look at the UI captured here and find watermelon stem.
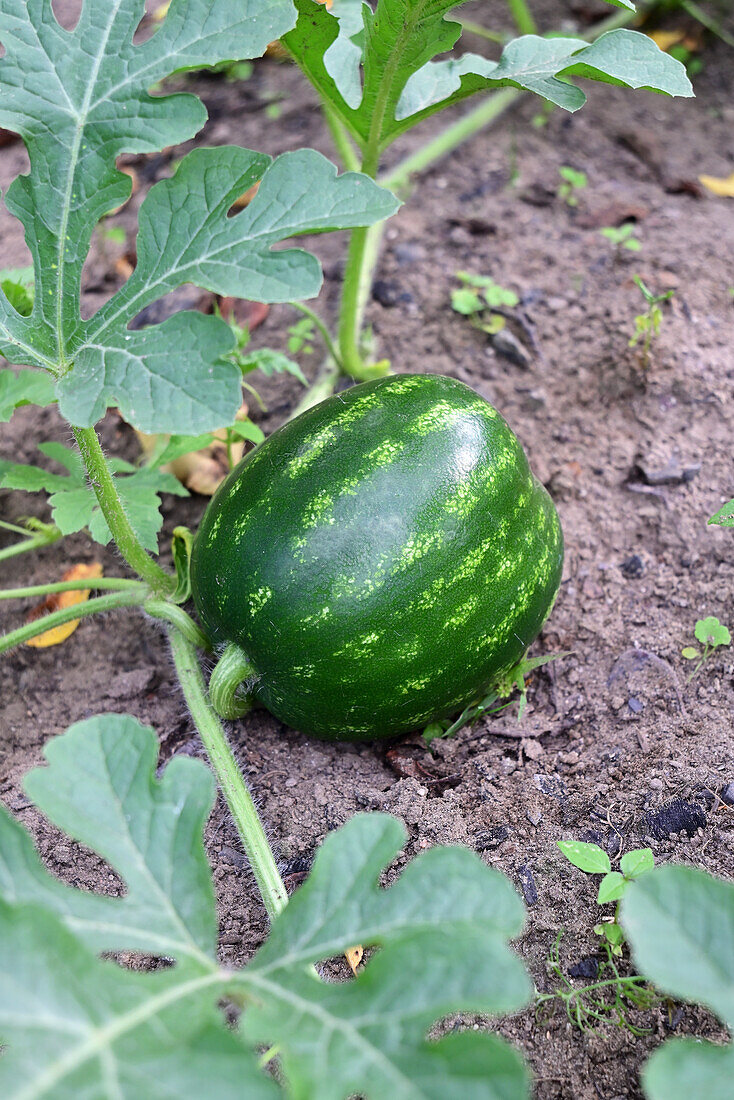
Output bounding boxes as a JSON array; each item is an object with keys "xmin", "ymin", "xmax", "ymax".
[
  {"xmin": 170, "ymin": 630, "xmax": 288, "ymax": 922},
  {"xmin": 210, "ymin": 642, "xmax": 257, "ymax": 720}
]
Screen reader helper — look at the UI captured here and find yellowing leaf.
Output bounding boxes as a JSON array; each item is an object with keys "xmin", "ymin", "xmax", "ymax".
[
  {"xmin": 153, "ymin": 2, "xmax": 171, "ymax": 21},
  {"xmin": 26, "ymin": 563, "xmax": 103, "ymax": 648},
  {"xmin": 648, "ymin": 30, "xmax": 686, "ymax": 52},
  {"xmin": 345, "ymin": 945, "xmax": 364, "ymax": 974},
  {"xmin": 699, "ymin": 172, "xmax": 734, "ymax": 198}
]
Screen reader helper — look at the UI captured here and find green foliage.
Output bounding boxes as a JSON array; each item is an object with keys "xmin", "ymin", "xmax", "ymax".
[
  {"xmin": 451, "ymin": 271, "xmax": 519, "ymax": 335},
  {"xmin": 0, "ymin": 265, "xmax": 34, "ymax": 317},
  {"xmin": 557, "ymin": 840, "xmax": 655, "ymax": 954},
  {"xmin": 682, "ymin": 615, "xmax": 731, "ymax": 678},
  {"xmin": 622, "ymin": 866, "xmax": 734, "ymax": 1100},
  {"xmin": 0, "ymin": 442, "xmax": 186, "ymax": 552},
  {"xmin": 284, "ymin": 0, "xmax": 692, "ymax": 159},
  {"xmin": 0, "ymin": 714, "xmax": 532, "ymax": 1098},
  {"xmin": 709, "ymin": 499, "xmax": 734, "ymax": 527},
  {"xmin": 629, "ymin": 276, "xmax": 675, "ymax": 365},
  {"xmin": 536, "ymin": 931, "xmax": 658, "ymax": 1034},
  {"xmin": 558, "ymin": 166, "xmax": 587, "ymax": 206},
  {"xmin": 600, "ymin": 223, "xmax": 641, "ymax": 252},
  {"xmin": 0, "ymin": 367, "xmax": 56, "ymax": 421},
  {"xmin": 424, "ymin": 651, "xmax": 569, "ymax": 743},
  {"xmin": 0, "ymin": 0, "xmax": 398, "ymax": 436}
]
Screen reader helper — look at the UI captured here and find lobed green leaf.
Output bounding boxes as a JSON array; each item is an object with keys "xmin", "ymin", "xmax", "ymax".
[
  {"xmin": 622, "ymin": 866, "xmax": 734, "ymax": 1100},
  {"xmin": 285, "ymin": 0, "xmax": 692, "ymax": 155},
  {"xmin": 0, "ymin": 443, "xmax": 187, "ymax": 551},
  {"xmin": 0, "ymin": 0, "xmax": 398, "ymax": 435},
  {"xmin": 0, "ymin": 717, "xmax": 532, "ymax": 1098}
]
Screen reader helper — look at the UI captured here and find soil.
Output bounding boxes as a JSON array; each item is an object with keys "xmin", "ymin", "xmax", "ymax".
[{"xmin": 1, "ymin": 2, "xmax": 733, "ymax": 1097}]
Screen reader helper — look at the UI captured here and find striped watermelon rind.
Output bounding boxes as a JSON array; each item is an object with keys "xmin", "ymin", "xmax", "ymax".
[{"xmin": 191, "ymin": 373, "xmax": 564, "ymax": 741}]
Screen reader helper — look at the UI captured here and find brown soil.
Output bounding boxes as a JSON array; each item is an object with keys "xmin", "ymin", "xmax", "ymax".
[{"xmin": 1, "ymin": 3, "xmax": 733, "ymax": 1097}]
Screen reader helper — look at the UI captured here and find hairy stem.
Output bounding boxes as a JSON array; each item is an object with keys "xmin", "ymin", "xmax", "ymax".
[
  {"xmin": 0, "ymin": 589, "xmax": 145, "ymax": 654},
  {"xmin": 73, "ymin": 426, "xmax": 175, "ymax": 597},
  {"xmin": 144, "ymin": 599, "xmax": 212, "ymax": 653},
  {"xmin": 0, "ymin": 577, "xmax": 145, "ymax": 600},
  {"xmin": 322, "ymin": 99, "xmax": 361, "ymax": 171},
  {"xmin": 209, "ymin": 642, "xmax": 256, "ymax": 719},
  {"xmin": 169, "ymin": 629, "xmax": 288, "ymax": 922}
]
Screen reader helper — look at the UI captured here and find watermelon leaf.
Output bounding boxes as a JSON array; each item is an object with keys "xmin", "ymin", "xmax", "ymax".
[
  {"xmin": 622, "ymin": 866, "xmax": 734, "ymax": 1100},
  {"xmin": 0, "ymin": 442, "xmax": 187, "ymax": 551},
  {"xmin": 0, "ymin": 714, "xmax": 532, "ymax": 1098},
  {"xmin": 0, "ymin": 0, "xmax": 398, "ymax": 434},
  {"xmin": 284, "ymin": 1, "xmax": 692, "ymax": 153}
]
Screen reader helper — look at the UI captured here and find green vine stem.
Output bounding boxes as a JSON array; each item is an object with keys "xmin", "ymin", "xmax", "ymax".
[
  {"xmin": 73, "ymin": 426, "xmax": 175, "ymax": 597},
  {"xmin": 0, "ymin": 589, "xmax": 146, "ymax": 655},
  {"xmin": 0, "ymin": 576, "xmax": 145, "ymax": 600},
  {"xmin": 289, "ymin": 301, "xmax": 344, "ymax": 371},
  {"xmin": 144, "ymin": 598, "xmax": 213, "ymax": 654},
  {"xmin": 0, "ymin": 520, "xmax": 62, "ymax": 564},
  {"xmin": 507, "ymin": 0, "xmax": 538, "ymax": 36},
  {"xmin": 209, "ymin": 642, "xmax": 256, "ymax": 719},
  {"xmin": 169, "ymin": 629, "xmax": 288, "ymax": 921},
  {"xmin": 334, "ymin": 0, "xmax": 642, "ymax": 380}
]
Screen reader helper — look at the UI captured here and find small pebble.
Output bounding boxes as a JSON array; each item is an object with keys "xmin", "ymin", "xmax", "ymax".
[{"xmin": 721, "ymin": 782, "xmax": 734, "ymax": 807}]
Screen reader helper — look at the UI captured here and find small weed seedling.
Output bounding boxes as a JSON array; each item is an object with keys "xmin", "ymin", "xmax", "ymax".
[
  {"xmin": 558, "ymin": 840, "xmax": 656, "ymax": 955},
  {"xmin": 629, "ymin": 276, "xmax": 675, "ymax": 366},
  {"xmin": 600, "ymin": 223, "xmax": 641, "ymax": 256},
  {"xmin": 682, "ymin": 615, "xmax": 731, "ymax": 679},
  {"xmin": 534, "ymin": 841, "xmax": 659, "ymax": 1033},
  {"xmin": 451, "ymin": 271, "xmax": 519, "ymax": 336},
  {"xmin": 536, "ymin": 930, "xmax": 658, "ymax": 1035},
  {"xmin": 558, "ymin": 166, "xmax": 588, "ymax": 207}
]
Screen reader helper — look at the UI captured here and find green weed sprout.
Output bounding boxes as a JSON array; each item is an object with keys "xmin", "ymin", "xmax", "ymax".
[
  {"xmin": 451, "ymin": 271, "xmax": 519, "ymax": 336},
  {"xmin": 557, "ymin": 841, "xmax": 655, "ymax": 955},
  {"xmin": 600, "ymin": 223, "xmax": 641, "ymax": 255},
  {"xmin": 682, "ymin": 616, "xmax": 731, "ymax": 679},
  {"xmin": 557, "ymin": 166, "xmax": 587, "ymax": 207},
  {"xmin": 629, "ymin": 276, "xmax": 674, "ymax": 366}
]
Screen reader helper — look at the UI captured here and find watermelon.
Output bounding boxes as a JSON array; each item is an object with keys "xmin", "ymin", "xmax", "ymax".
[{"xmin": 191, "ymin": 373, "xmax": 563, "ymax": 741}]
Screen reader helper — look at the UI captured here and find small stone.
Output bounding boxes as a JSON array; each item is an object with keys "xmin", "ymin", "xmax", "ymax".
[
  {"xmin": 649, "ymin": 778, "xmax": 663, "ymax": 791},
  {"xmin": 392, "ymin": 241, "xmax": 425, "ymax": 265},
  {"xmin": 642, "ymin": 799, "xmax": 707, "ymax": 840},
  {"xmin": 635, "ymin": 456, "xmax": 701, "ymax": 486},
  {"xmin": 621, "ymin": 554, "xmax": 645, "ymax": 579},
  {"xmin": 371, "ymin": 279, "xmax": 412, "ymax": 307},
  {"xmin": 475, "ymin": 825, "xmax": 511, "ymax": 851},
  {"xmin": 522, "ymin": 738, "xmax": 544, "ymax": 761},
  {"xmin": 628, "ymin": 697, "xmax": 644, "ymax": 714},
  {"xmin": 516, "ymin": 864, "xmax": 538, "ymax": 906},
  {"xmin": 559, "ymin": 751, "xmax": 580, "ymax": 765},
  {"xmin": 568, "ymin": 956, "xmax": 599, "ymax": 981},
  {"xmin": 720, "ymin": 782, "xmax": 734, "ymax": 807},
  {"xmin": 491, "ymin": 329, "xmax": 531, "ymax": 368},
  {"xmin": 285, "ymin": 777, "xmax": 297, "ymax": 788},
  {"xmin": 526, "ymin": 808, "xmax": 543, "ymax": 827}
]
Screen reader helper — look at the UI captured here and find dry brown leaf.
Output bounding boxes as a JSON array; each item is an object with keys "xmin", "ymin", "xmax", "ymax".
[
  {"xmin": 345, "ymin": 946, "xmax": 364, "ymax": 974},
  {"xmin": 26, "ymin": 563, "xmax": 104, "ymax": 648},
  {"xmin": 136, "ymin": 403, "xmax": 251, "ymax": 496},
  {"xmin": 699, "ymin": 172, "xmax": 734, "ymax": 198},
  {"xmin": 648, "ymin": 29, "xmax": 686, "ymax": 52}
]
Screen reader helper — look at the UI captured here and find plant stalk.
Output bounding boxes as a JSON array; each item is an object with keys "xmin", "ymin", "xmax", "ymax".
[
  {"xmin": 507, "ymin": 0, "xmax": 538, "ymax": 36},
  {"xmin": 144, "ymin": 598, "xmax": 212, "ymax": 653},
  {"xmin": 0, "ymin": 577, "xmax": 145, "ymax": 600},
  {"xmin": 169, "ymin": 629, "xmax": 288, "ymax": 922},
  {"xmin": 73, "ymin": 426, "xmax": 175, "ymax": 597},
  {"xmin": 0, "ymin": 589, "xmax": 145, "ymax": 654}
]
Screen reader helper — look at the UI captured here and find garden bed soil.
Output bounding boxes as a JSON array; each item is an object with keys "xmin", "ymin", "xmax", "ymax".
[{"xmin": 1, "ymin": 2, "xmax": 733, "ymax": 1096}]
